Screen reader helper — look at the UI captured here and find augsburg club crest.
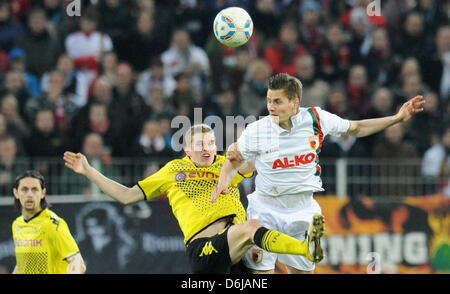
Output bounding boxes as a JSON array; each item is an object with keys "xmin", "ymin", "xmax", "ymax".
[{"xmin": 309, "ymin": 135, "xmax": 320, "ymax": 151}]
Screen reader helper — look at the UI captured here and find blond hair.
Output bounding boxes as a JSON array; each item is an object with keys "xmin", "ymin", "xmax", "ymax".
[{"xmin": 184, "ymin": 124, "xmax": 214, "ymax": 148}]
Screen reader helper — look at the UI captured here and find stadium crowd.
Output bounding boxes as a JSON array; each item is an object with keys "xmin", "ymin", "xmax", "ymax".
[{"xmin": 0, "ymin": 0, "xmax": 448, "ymax": 196}]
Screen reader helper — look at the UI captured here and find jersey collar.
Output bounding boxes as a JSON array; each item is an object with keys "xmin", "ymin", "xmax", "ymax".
[
  {"xmin": 184, "ymin": 155, "xmax": 217, "ymax": 167},
  {"xmin": 23, "ymin": 208, "xmax": 45, "ymax": 223},
  {"xmin": 270, "ymin": 107, "xmax": 302, "ymax": 134}
]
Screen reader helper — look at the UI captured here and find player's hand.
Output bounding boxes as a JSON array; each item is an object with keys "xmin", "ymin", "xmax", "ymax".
[
  {"xmin": 396, "ymin": 95, "xmax": 425, "ymax": 122},
  {"xmin": 211, "ymin": 185, "xmax": 229, "ymax": 203},
  {"xmin": 63, "ymin": 152, "xmax": 91, "ymax": 176}
]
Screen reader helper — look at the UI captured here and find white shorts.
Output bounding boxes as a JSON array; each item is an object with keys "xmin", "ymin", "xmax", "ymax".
[{"xmin": 243, "ymin": 191, "xmax": 321, "ymax": 272}]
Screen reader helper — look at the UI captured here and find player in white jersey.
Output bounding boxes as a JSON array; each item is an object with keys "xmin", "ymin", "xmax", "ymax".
[{"xmin": 211, "ymin": 73, "xmax": 425, "ymax": 274}]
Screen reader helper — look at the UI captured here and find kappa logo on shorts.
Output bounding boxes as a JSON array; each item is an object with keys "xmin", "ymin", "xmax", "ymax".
[
  {"xmin": 251, "ymin": 248, "xmax": 264, "ymax": 264},
  {"xmin": 199, "ymin": 241, "xmax": 219, "ymax": 257}
]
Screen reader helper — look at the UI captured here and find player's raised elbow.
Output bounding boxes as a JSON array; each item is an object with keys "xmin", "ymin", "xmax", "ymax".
[{"xmin": 122, "ymin": 185, "xmax": 145, "ymax": 205}]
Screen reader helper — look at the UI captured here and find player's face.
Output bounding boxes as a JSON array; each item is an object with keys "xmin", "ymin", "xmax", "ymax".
[
  {"xmin": 267, "ymin": 89, "xmax": 300, "ymax": 126},
  {"xmin": 13, "ymin": 177, "xmax": 46, "ymax": 214},
  {"xmin": 185, "ymin": 132, "xmax": 217, "ymax": 167}
]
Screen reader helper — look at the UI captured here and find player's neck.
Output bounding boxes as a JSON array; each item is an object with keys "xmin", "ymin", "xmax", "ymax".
[
  {"xmin": 22, "ymin": 208, "xmax": 43, "ymax": 222},
  {"xmin": 278, "ymin": 109, "xmax": 299, "ymax": 130}
]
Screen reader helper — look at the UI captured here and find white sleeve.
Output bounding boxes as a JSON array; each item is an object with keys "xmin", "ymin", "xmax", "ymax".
[
  {"xmin": 317, "ymin": 107, "xmax": 350, "ymax": 136},
  {"xmin": 236, "ymin": 126, "xmax": 258, "ymax": 162}
]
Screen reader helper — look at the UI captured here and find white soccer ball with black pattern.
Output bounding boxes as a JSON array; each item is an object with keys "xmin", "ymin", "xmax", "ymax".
[{"xmin": 213, "ymin": 7, "xmax": 253, "ymax": 48}]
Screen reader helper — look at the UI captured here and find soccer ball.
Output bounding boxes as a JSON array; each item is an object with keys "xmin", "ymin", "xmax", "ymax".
[{"xmin": 213, "ymin": 7, "xmax": 253, "ymax": 48}]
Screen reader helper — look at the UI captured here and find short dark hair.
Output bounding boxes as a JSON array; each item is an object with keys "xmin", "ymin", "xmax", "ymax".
[
  {"xmin": 268, "ymin": 73, "xmax": 303, "ymax": 100},
  {"xmin": 13, "ymin": 170, "xmax": 49, "ymax": 211}
]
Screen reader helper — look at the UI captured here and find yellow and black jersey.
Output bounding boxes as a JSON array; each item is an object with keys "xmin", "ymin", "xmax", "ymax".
[
  {"xmin": 12, "ymin": 209, "xmax": 80, "ymax": 274},
  {"xmin": 137, "ymin": 155, "xmax": 253, "ymax": 244}
]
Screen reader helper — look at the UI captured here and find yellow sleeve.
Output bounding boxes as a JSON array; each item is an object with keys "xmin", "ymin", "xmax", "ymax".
[
  {"xmin": 51, "ymin": 218, "xmax": 80, "ymax": 261},
  {"xmin": 137, "ymin": 162, "xmax": 173, "ymax": 200},
  {"xmin": 230, "ymin": 171, "xmax": 254, "ymax": 186}
]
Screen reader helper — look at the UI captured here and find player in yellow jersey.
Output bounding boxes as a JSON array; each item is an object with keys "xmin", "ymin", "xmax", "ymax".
[
  {"xmin": 63, "ymin": 124, "xmax": 324, "ymax": 274},
  {"xmin": 11, "ymin": 170, "xmax": 86, "ymax": 274}
]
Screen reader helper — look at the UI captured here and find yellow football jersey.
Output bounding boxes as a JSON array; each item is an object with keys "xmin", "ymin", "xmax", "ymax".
[
  {"xmin": 138, "ymin": 155, "xmax": 252, "ymax": 244},
  {"xmin": 12, "ymin": 208, "xmax": 80, "ymax": 274}
]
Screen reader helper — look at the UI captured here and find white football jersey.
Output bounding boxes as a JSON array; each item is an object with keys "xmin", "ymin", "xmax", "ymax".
[{"xmin": 237, "ymin": 107, "xmax": 350, "ymax": 197}]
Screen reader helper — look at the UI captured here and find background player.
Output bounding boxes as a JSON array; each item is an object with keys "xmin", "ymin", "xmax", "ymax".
[
  {"xmin": 212, "ymin": 73, "xmax": 425, "ymax": 274},
  {"xmin": 12, "ymin": 170, "xmax": 86, "ymax": 274},
  {"xmin": 64, "ymin": 124, "xmax": 324, "ymax": 274}
]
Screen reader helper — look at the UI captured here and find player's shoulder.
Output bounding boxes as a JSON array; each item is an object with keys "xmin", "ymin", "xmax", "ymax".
[
  {"xmin": 42, "ymin": 209, "xmax": 67, "ymax": 227},
  {"xmin": 244, "ymin": 115, "xmax": 272, "ymax": 132}
]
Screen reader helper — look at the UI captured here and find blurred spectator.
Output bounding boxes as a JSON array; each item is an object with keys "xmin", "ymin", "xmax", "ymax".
[
  {"xmin": 145, "ymin": 85, "xmax": 175, "ymax": 118},
  {"xmin": 424, "ymin": 25, "xmax": 450, "ymax": 104},
  {"xmin": 409, "ymin": 91, "xmax": 443, "ymax": 154},
  {"xmin": 367, "ymin": 88, "xmax": 395, "ymax": 119},
  {"xmin": 0, "ymin": 136, "xmax": 24, "ymax": 196},
  {"xmin": 99, "ymin": 51, "xmax": 118, "ymax": 87},
  {"xmin": 325, "ymin": 85, "xmax": 358, "ymax": 119},
  {"xmin": 395, "ymin": 11, "xmax": 429, "ymax": 60},
  {"xmin": 130, "ymin": 119, "xmax": 174, "ymax": 158},
  {"xmin": 0, "ymin": 94, "xmax": 29, "ymax": 140},
  {"xmin": 346, "ymin": 64, "xmax": 371, "ymax": 117},
  {"xmin": 347, "ymin": 7, "xmax": 373, "ymax": 63},
  {"xmin": 395, "ymin": 57, "xmax": 422, "ymax": 94},
  {"xmin": 41, "ymin": 54, "xmax": 87, "ymax": 107},
  {"xmin": 395, "ymin": 74, "xmax": 427, "ymax": 108},
  {"xmin": 173, "ymin": 0, "xmax": 210, "ymax": 46},
  {"xmin": 412, "ymin": 0, "xmax": 449, "ymax": 35},
  {"xmin": 295, "ymin": 54, "xmax": 330, "ymax": 108},
  {"xmin": 65, "ymin": 9, "xmax": 113, "ymax": 100},
  {"xmin": 207, "ymin": 89, "xmax": 240, "ymax": 120},
  {"xmin": 10, "ymin": 0, "xmax": 32, "ymax": 22},
  {"xmin": 25, "ymin": 70, "xmax": 79, "ymax": 134},
  {"xmin": 0, "ymin": 0, "xmax": 24, "ymax": 52},
  {"xmin": 318, "ymin": 22, "xmax": 351, "ymax": 83},
  {"xmin": 112, "ymin": 62, "xmax": 148, "ymax": 147},
  {"xmin": 61, "ymin": 132, "xmax": 119, "ymax": 195},
  {"xmin": 321, "ymin": 132, "xmax": 369, "ymax": 159},
  {"xmin": 363, "ymin": 88, "xmax": 396, "ymax": 154},
  {"xmin": 264, "ymin": 21, "xmax": 306, "ymax": 75},
  {"xmin": 72, "ymin": 103, "xmax": 123, "ymax": 157},
  {"xmin": 421, "ymin": 127, "xmax": 450, "ymax": 196},
  {"xmin": 8, "ymin": 48, "xmax": 41, "ymax": 96},
  {"xmin": 298, "ymin": 0, "xmax": 324, "ymax": 53},
  {"xmin": 15, "ymin": 8, "xmax": 60, "ymax": 78},
  {"xmin": 372, "ymin": 124, "xmax": 420, "ymax": 196},
  {"xmin": 373, "ymin": 124, "xmax": 419, "ymax": 159},
  {"xmin": 98, "ymin": 0, "xmax": 133, "ymax": 48},
  {"xmin": 136, "ymin": 57, "xmax": 176, "ymax": 100},
  {"xmin": 117, "ymin": 10, "xmax": 167, "ymax": 72},
  {"xmin": 238, "ymin": 59, "xmax": 272, "ymax": 117},
  {"xmin": 161, "ymin": 28, "xmax": 210, "ymax": 94},
  {"xmin": 250, "ymin": 0, "xmax": 280, "ymax": 40},
  {"xmin": 170, "ymin": 71, "xmax": 199, "ymax": 118},
  {"xmin": 24, "ymin": 108, "xmax": 63, "ymax": 157},
  {"xmin": 363, "ymin": 27, "xmax": 398, "ymax": 87},
  {"xmin": 0, "ymin": 70, "xmax": 30, "ymax": 117}
]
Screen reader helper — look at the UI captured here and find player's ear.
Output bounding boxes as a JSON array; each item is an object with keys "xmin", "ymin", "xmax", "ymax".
[
  {"xmin": 41, "ymin": 188, "xmax": 47, "ymax": 198},
  {"xmin": 13, "ymin": 188, "xmax": 19, "ymax": 199}
]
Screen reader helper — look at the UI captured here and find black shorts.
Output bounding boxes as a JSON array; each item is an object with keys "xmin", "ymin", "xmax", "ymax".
[{"xmin": 186, "ymin": 228, "xmax": 250, "ymax": 274}]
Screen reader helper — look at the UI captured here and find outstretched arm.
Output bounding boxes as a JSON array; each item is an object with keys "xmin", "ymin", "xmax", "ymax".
[
  {"xmin": 211, "ymin": 143, "xmax": 247, "ymax": 202},
  {"xmin": 348, "ymin": 95, "xmax": 425, "ymax": 137},
  {"xmin": 63, "ymin": 152, "xmax": 144, "ymax": 205}
]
